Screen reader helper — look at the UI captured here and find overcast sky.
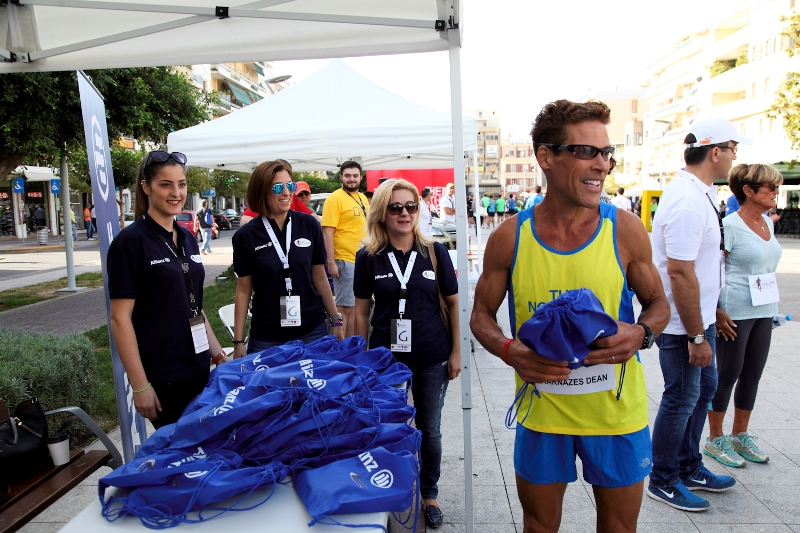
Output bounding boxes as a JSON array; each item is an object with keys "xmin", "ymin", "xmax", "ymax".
[{"xmin": 273, "ymin": 0, "xmax": 727, "ymax": 139}]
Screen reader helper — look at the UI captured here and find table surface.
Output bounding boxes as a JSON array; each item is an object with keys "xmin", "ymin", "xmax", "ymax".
[{"xmin": 58, "ymin": 481, "xmax": 388, "ymax": 532}]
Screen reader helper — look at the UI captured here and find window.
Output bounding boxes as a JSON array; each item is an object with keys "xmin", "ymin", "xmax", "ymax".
[
  {"xmin": 740, "ymin": 122, "xmax": 747, "ymax": 135},
  {"xmin": 770, "ymin": 116, "xmax": 775, "ymax": 132},
  {"xmin": 636, "ymin": 132, "xmax": 643, "ymax": 145},
  {"xmin": 765, "ymin": 78, "xmax": 771, "ymax": 95},
  {"xmin": 759, "ymin": 118, "xmax": 764, "ymax": 134},
  {"xmin": 631, "ymin": 100, "xmax": 638, "ymax": 113},
  {"xmin": 626, "ymin": 134, "xmax": 632, "ymax": 146},
  {"xmin": 752, "ymin": 82, "xmax": 758, "ymax": 98}
]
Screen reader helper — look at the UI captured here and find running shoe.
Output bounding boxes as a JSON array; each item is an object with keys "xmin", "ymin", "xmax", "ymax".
[
  {"xmin": 729, "ymin": 432, "xmax": 769, "ymax": 463},
  {"xmin": 682, "ymin": 464, "xmax": 736, "ymax": 492},
  {"xmin": 646, "ymin": 481, "xmax": 709, "ymax": 511},
  {"xmin": 703, "ymin": 436, "xmax": 745, "ymax": 468}
]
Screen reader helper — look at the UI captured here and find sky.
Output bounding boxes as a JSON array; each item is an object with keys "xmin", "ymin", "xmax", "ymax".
[{"xmin": 273, "ymin": 0, "xmax": 723, "ymax": 139}]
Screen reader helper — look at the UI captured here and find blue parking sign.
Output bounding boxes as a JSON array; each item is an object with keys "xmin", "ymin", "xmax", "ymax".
[
  {"xmin": 12, "ymin": 177, "xmax": 24, "ymax": 194},
  {"xmin": 50, "ymin": 179, "xmax": 61, "ymax": 195}
]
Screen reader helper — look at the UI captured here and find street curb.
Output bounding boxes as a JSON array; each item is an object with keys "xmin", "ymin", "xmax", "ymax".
[{"xmin": 0, "ymin": 242, "xmax": 98, "ymax": 254}]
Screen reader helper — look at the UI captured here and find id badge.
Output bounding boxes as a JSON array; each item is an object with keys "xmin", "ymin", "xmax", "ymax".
[
  {"xmin": 390, "ymin": 319, "xmax": 412, "ymax": 352},
  {"xmin": 720, "ymin": 252, "xmax": 726, "ymax": 289},
  {"xmin": 189, "ymin": 315, "xmax": 209, "ymax": 354},
  {"xmin": 280, "ymin": 295, "xmax": 301, "ymax": 327}
]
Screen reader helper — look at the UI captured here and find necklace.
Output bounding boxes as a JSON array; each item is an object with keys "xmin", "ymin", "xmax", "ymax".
[{"xmin": 740, "ymin": 210, "xmax": 767, "ymax": 233}]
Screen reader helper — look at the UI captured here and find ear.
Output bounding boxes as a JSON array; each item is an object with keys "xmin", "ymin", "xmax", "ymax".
[{"xmin": 536, "ymin": 145, "xmax": 553, "ymax": 171}]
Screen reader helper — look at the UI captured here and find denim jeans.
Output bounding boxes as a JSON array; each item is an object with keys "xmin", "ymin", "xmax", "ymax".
[
  {"xmin": 201, "ymin": 228, "xmax": 212, "ymax": 253},
  {"xmin": 85, "ymin": 220, "xmax": 94, "ymax": 239},
  {"xmin": 650, "ymin": 324, "xmax": 718, "ymax": 487},
  {"xmin": 411, "ymin": 360, "xmax": 449, "ymax": 500},
  {"xmin": 246, "ymin": 320, "xmax": 328, "ymax": 353},
  {"xmin": 71, "ymin": 222, "xmax": 78, "ymax": 240}
]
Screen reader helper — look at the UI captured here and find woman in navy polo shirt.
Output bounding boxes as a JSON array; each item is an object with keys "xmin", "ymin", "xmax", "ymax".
[
  {"xmin": 353, "ymin": 179, "xmax": 460, "ymax": 529},
  {"xmin": 232, "ymin": 160, "xmax": 342, "ymax": 357},
  {"xmin": 108, "ymin": 151, "xmax": 229, "ymax": 429}
]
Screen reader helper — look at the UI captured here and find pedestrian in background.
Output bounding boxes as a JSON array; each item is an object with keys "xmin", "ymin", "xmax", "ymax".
[
  {"xmin": 495, "ymin": 194, "xmax": 506, "ymax": 222},
  {"xmin": 84, "ymin": 204, "xmax": 94, "ymax": 239},
  {"xmin": 91, "ymin": 204, "xmax": 97, "ymax": 235},
  {"xmin": 197, "ymin": 199, "xmax": 214, "ymax": 255},
  {"xmin": 706, "ymin": 163, "xmax": 783, "ymax": 467},
  {"xmin": 419, "ymin": 187, "xmax": 433, "ymax": 237},
  {"xmin": 441, "ymin": 182, "xmax": 456, "ymax": 224}
]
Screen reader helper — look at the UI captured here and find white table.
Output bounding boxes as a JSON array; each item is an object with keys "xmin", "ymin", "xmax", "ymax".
[{"xmin": 59, "ymin": 481, "xmax": 388, "ymax": 532}]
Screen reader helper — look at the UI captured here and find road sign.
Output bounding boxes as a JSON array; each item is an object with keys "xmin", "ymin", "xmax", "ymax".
[
  {"xmin": 201, "ymin": 188, "xmax": 216, "ymax": 197},
  {"xmin": 11, "ymin": 177, "xmax": 24, "ymax": 194},
  {"xmin": 50, "ymin": 179, "xmax": 61, "ymax": 195}
]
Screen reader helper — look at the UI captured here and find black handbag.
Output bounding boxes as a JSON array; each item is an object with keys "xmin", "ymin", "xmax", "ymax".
[{"xmin": 0, "ymin": 397, "xmax": 51, "ymax": 480}]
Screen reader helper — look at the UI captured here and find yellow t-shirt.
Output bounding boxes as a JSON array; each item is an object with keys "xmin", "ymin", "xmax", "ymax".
[{"xmin": 321, "ymin": 188, "xmax": 370, "ymax": 263}]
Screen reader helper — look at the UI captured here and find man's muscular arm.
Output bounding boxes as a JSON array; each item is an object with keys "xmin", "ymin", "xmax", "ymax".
[
  {"xmin": 470, "ymin": 219, "xmax": 570, "ymax": 383},
  {"xmin": 584, "ymin": 211, "xmax": 670, "ymax": 365}
]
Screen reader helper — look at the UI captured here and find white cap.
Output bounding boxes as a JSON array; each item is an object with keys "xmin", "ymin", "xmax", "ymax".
[{"xmin": 686, "ymin": 117, "xmax": 754, "ymax": 147}]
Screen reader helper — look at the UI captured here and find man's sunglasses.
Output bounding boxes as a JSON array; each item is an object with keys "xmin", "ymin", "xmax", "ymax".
[
  {"xmin": 271, "ymin": 182, "xmax": 297, "ymax": 195},
  {"xmin": 387, "ymin": 202, "xmax": 419, "ymax": 215},
  {"xmin": 537, "ymin": 143, "xmax": 615, "ymax": 161},
  {"xmin": 143, "ymin": 151, "xmax": 187, "ymax": 171}
]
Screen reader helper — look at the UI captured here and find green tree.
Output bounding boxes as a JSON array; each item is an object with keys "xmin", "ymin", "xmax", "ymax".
[
  {"xmin": 0, "ymin": 68, "xmax": 216, "ymax": 178},
  {"xmin": 67, "ymin": 144, "xmax": 145, "ymax": 193},
  {"xmin": 185, "ymin": 166, "xmax": 211, "ymax": 196},
  {"xmin": 770, "ymin": 13, "xmax": 800, "ymax": 155},
  {"xmin": 211, "ymin": 169, "xmax": 249, "ymax": 200}
]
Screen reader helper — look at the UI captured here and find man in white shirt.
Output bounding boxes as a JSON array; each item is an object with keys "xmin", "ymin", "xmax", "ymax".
[
  {"xmin": 648, "ymin": 117, "xmax": 754, "ymax": 512},
  {"xmin": 441, "ymin": 182, "xmax": 456, "ymax": 223},
  {"xmin": 611, "ymin": 187, "xmax": 632, "ymax": 211},
  {"xmin": 419, "ymin": 187, "xmax": 433, "ymax": 237}
]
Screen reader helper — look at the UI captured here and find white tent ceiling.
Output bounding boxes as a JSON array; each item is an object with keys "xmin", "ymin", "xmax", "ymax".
[
  {"xmin": 0, "ymin": 0, "xmax": 455, "ymax": 72},
  {"xmin": 167, "ymin": 59, "xmax": 477, "ymax": 172}
]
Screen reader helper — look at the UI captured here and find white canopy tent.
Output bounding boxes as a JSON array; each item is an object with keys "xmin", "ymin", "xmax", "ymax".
[
  {"xmin": 1, "ymin": 1, "xmax": 477, "ymax": 530},
  {"xmin": 167, "ymin": 59, "xmax": 477, "ymax": 171}
]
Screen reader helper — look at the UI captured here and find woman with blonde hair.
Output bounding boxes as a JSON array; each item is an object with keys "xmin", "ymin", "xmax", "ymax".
[
  {"xmin": 705, "ymin": 163, "xmax": 783, "ymax": 467},
  {"xmin": 353, "ymin": 179, "xmax": 460, "ymax": 529}
]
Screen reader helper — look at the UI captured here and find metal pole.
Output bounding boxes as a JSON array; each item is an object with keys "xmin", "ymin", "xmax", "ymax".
[
  {"xmin": 659, "ymin": 132, "xmax": 665, "ymax": 191},
  {"xmin": 61, "ymin": 150, "xmax": 77, "ymax": 290},
  {"xmin": 473, "ymin": 151, "xmax": 482, "ymax": 268},
  {"xmin": 448, "ymin": 29, "xmax": 474, "ymax": 533}
]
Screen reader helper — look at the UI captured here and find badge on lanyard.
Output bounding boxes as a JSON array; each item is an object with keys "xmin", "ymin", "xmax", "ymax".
[
  {"xmin": 263, "ymin": 216, "xmax": 299, "ymax": 327},
  {"xmin": 388, "ymin": 250, "xmax": 417, "ymax": 353},
  {"xmin": 720, "ymin": 252, "xmax": 726, "ymax": 290},
  {"xmin": 189, "ymin": 315, "xmax": 209, "ymax": 354}
]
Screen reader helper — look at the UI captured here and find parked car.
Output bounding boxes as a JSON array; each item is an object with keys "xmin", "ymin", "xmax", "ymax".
[
  {"xmin": 214, "ymin": 208, "xmax": 240, "ymax": 230},
  {"xmin": 175, "ymin": 210, "xmax": 218, "ymax": 241},
  {"xmin": 308, "ymin": 193, "xmax": 330, "ymax": 216},
  {"xmin": 123, "ymin": 212, "xmax": 136, "ymax": 227}
]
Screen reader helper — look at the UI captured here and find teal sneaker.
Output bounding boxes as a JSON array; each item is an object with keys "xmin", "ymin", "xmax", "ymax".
[
  {"xmin": 703, "ymin": 436, "xmax": 745, "ymax": 468},
  {"xmin": 729, "ymin": 432, "xmax": 769, "ymax": 463}
]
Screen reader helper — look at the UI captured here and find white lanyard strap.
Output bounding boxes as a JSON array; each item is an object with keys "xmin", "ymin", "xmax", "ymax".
[
  {"xmin": 387, "ymin": 250, "xmax": 417, "ymax": 317},
  {"xmin": 262, "ymin": 215, "xmax": 293, "ymax": 293}
]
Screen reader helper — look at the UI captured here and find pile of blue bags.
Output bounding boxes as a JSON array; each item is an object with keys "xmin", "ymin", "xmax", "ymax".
[{"xmin": 99, "ymin": 335, "xmax": 421, "ymax": 530}]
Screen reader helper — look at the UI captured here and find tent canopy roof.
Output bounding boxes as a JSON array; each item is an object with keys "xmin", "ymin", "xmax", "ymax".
[
  {"xmin": 12, "ymin": 166, "xmax": 57, "ymax": 181},
  {"xmin": 0, "ymin": 0, "xmax": 456, "ymax": 72},
  {"xmin": 167, "ymin": 59, "xmax": 477, "ymax": 172}
]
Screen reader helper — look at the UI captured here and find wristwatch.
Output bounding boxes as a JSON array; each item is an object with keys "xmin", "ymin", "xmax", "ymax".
[
  {"xmin": 328, "ymin": 313, "xmax": 344, "ymax": 324},
  {"xmin": 636, "ymin": 322, "xmax": 655, "ymax": 350},
  {"xmin": 688, "ymin": 333, "xmax": 706, "ymax": 345}
]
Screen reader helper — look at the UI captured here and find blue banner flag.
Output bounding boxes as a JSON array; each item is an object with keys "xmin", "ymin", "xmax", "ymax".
[{"xmin": 77, "ymin": 70, "xmax": 147, "ymax": 462}]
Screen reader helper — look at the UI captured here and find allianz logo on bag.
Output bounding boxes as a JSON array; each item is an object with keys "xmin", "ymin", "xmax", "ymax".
[
  {"xmin": 349, "ymin": 451, "xmax": 394, "ymax": 489},
  {"xmin": 299, "ymin": 360, "xmax": 327, "ymax": 390},
  {"xmin": 168, "ymin": 447, "xmax": 209, "ymax": 479},
  {"xmin": 252, "ymin": 353, "xmax": 269, "ymax": 372},
  {"xmin": 211, "ymin": 386, "xmax": 245, "ymax": 416}
]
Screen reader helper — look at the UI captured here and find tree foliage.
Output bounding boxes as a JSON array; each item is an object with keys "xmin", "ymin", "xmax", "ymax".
[
  {"xmin": 0, "ymin": 68, "xmax": 216, "ymax": 179},
  {"xmin": 67, "ymin": 144, "xmax": 146, "ymax": 194},
  {"xmin": 770, "ymin": 14, "xmax": 800, "ymax": 153},
  {"xmin": 210, "ymin": 169, "xmax": 250, "ymax": 200}
]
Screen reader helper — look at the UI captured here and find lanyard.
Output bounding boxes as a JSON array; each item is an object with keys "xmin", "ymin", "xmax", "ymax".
[
  {"xmin": 262, "ymin": 215, "xmax": 293, "ymax": 294},
  {"xmin": 346, "ymin": 191, "xmax": 367, "ymax": 216},
  {"xmin": 387, "ymin": 250, "xmax": 417, "ymax": 318},
  {"xmin": 148, "ymin": 217, "xmax": 199, "ymax": 317},
  {"xmin": 704, "ymin": 193, "xmax": 725, "ymax": 252}
]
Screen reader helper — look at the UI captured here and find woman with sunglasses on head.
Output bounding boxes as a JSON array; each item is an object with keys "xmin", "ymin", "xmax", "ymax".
[
  {"xmin": 232, "ymin": 160, "xmax": 342, "ymax": 357},
  {"xmin": 353, "ymin": 179, "xmax": 460, "ymax": 529},
  {"xmin": 107, "ymin": 151, "xmax": 229, "ymax": 429},
  {"xmin": 705, "ymin": 163, "xmax": 783, "ymax": 468}
]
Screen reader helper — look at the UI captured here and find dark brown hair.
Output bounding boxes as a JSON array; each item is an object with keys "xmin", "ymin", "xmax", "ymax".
[
  {"xmin": 246, "ymin": 160, "xmax": 294, "ymax": 217},
  {"xmin": 531, "ymin": 100, "xmax": 611, "ymax": 150},
  {"xmin": 134, "ymin": 154, "xmax": 186, "ymax": 220}
]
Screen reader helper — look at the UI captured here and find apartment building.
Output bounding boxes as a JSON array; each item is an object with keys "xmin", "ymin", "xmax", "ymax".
[
  {"xmin": 468, "ymin": 110, "xmax": 503, "ymax": 196},
  {"xmin": 640, "ymin": 0, "xmax": 800, "ymax": 190},
  {"xmin": 500, "ymin": 140, "xmax": 543, "ymax": 194}
]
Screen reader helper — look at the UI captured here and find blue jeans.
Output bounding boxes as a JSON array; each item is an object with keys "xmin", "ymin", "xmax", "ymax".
[
  {"xmin": 650, "ymin": 324, "xmax": 718, "ymax": 487},
  {"xmin": 85, "ymin": 220, "xmax": 94, "ymax": 239},
  {"xmin": 411, "ymin": 360, "xmax": 449, "ymax": 500},
  {"xmin": 246, "ymin": 320, "xmax": 328, "ymax": 353},
  {"xmin": 71, "ymin": 222, "xmax": 77, "ymax": 240},
  {"xmin": 201, "ymin": 228, "xmax": 212, "ymax": 253}
]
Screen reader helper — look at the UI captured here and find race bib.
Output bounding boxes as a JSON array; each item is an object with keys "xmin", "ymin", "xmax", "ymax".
[
  {"xmin": 280, "ymin": 295, "xmax": 301, "ymax": 327},
  {"xmin": 390, "ymin": 319, "xmax": 412, "ymax": 352},
  {"xmin": 536, "ymin": 364, "xmax": 616, "ymax": 395},
  {"xmin": 749, "ymin": 272, "xmax": 779, "ymax": 306}
]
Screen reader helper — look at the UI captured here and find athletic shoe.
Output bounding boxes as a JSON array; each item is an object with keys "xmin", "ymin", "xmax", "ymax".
[
  {"xmin": 703, "ymin": 436, "xmax": 746, "ymax": 467},
  {"xmin": 646, "ymin": 482, "xmax": 709, "ymax": 512},
  {"xmin": 682, "ymin": 464, "xmax": 736, "ymax": 492},
  {"xmin": 729, "ymin": 432, "xmax": 769, "ymax": 463}
]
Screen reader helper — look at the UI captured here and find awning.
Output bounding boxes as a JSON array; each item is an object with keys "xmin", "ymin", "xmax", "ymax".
[
  {"xmin": 713, "ymin": 162, "xmax": 800, "ymax": 186},
  {"xmin": 12, "ymin": 166, "xmax": 57, "ymax": 182},
  {"xmin": 254, "ymin": 63, "xmax": 265, "ymax": 76},
  {"xmin": 248, "ymin": 90, "xmax": 263, "ymax": 102},
  {"xmin": 229, "ymin": 84, "xmax": 252, "ymax": 105}
]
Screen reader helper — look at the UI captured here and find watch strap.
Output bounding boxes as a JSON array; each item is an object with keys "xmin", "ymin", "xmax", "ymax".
[{"xmin": 636, "ymin": 322, "xmax": 655, "ymax": 349}]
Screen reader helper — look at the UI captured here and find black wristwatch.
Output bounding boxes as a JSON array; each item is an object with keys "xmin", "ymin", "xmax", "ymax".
[{"xmin": 636, "ymin": 322, "xmax": 655, "ymax": 350}]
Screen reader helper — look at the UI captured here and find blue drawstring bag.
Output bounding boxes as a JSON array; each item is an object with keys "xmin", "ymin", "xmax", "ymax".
[
  {"xmin": 293, "ymin": 446, "xmax": 419, "ymax": 528},
  {"xmin": 377, "ymin": 362, "xmax": 414, "ymax": 388},
  {"xmin": 339, "ymin": 347, "xmax": 396, "ymax": 373},
  {"xmin": 209, "ymin": 342, "xmax": 306, "ymax": 376},
  {"xmin": 517, "ymin": 288, "xmax": 618, "ymax": 369}
]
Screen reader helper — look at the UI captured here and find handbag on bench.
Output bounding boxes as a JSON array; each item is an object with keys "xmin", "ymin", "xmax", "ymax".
[{"xmin": 0, "ymin": 397, "xmax": 50, "ymax": 481}]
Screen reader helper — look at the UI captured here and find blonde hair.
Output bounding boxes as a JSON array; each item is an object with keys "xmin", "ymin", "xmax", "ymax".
[
  {"xmin": 728, "ymin": 163, "xmax": 783, "ymax": 204},
  {"xmin": 363, "ymin": 179, "xmax": 432, "ymax": 256}
]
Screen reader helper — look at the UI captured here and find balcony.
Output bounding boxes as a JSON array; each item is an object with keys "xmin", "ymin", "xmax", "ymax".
[
  {"xmin": 644, "ymin": 97, "xmax": 689, "ymax": 121},
  {"xmin": 707, "ymin": 61, "xmax": 750, "ymax": 94},
  {"xmin": 710, "ymin": 25, "xmax": 750, "ymax": 63},
  {"xmin": 210, "ymin": 64, "xmax": 269, "ymax": 99}
]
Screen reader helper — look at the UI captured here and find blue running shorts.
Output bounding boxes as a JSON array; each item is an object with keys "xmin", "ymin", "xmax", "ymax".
[{"xmin": 514, "ymin": 425, "xmax": 652, "ymax": 488}]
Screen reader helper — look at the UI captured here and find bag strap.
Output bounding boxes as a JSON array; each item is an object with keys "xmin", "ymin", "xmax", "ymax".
[{"xmin": 427, "ymin": 243, "xmax": 447, "ymax": 310}]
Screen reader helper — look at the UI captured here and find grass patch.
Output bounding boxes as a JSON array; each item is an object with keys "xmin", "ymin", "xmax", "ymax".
[
  {"xmin": 202, "ymin": 271, "xmax": 240, "ymax": 346},
  {"xmin": 0, "ymin": 272, "xmax": 105, "ymax": 312}
]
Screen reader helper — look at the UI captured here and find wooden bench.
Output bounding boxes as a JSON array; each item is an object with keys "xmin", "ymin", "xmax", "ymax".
[{"xmin": 0, "ymin": 406, "xmax": 122, "ymax": 533}]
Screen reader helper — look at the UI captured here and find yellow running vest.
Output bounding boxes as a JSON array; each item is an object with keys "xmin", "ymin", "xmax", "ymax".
[{"xmin": 509, "ymin": 203, "xmax": 648, "ymax": 436}]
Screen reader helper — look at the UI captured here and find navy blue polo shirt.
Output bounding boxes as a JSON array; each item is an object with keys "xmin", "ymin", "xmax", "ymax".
[
  {"xmin": 353, "ymin": 241, "xmax": 457, "ymax": 371},
  {"xmin": 107, "ymin": 213, "xmax": 209, "ymax": 384},
  {"xmin": 232, "ymin": 211, "xmax": 327, "ymax": 343}
]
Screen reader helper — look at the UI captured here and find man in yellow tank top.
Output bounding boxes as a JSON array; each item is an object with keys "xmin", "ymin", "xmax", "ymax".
[{"xmin": 471, "ymin": 100, "xmax": 670, "ymax": 533}]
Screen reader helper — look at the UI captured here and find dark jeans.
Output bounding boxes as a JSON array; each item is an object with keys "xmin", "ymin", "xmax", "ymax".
[
  {"xmin": 411, "ymin": 360, "xmax": 450, "ymax": 500},
  {"xmin": 151, "ymin": 371, "xmax": 210, "ymax": 429},
  {"xmin": 650, "ymin": 324, "xmax": 718, "ymax": 487},
  {"xmin": 247, "ymin": 320, "xmax": 328, "ymax": 353}
]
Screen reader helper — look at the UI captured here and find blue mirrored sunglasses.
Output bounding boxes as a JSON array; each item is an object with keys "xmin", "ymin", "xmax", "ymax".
[{"xmin": 272, "ymin": 181, "xmax": 297, "ymax": 195}]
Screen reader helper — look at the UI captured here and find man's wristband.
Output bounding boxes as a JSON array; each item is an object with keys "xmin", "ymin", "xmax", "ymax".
[
  {"xmin": 501, "ymin": 338, "xmax": 513, "ymax": 365},
  {"xmin": 232, "ymin": 340, "xmax": 245, "ymax": 345}
]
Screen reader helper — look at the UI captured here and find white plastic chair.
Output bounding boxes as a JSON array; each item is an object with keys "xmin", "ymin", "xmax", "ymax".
[{"xmin": 218, "ymin": 303, "xmax": 236, "ymax": 341}]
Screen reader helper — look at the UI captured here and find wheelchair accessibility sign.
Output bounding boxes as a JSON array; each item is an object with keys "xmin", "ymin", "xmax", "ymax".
[
  {"xmin": 12, "ymin": 178, "xmax": 24, "ymax": 194},
  {"xmin": 50, "ymin": 179, "xmax": 61, "ymax": 195}
]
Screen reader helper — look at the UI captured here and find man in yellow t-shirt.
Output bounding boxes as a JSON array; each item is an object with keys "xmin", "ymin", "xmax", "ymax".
[{"xmin": 322, "ymin": 161, "xmax": 369, "ymax": 337}]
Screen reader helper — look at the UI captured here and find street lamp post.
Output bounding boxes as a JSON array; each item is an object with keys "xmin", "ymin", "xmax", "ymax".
[
  {"xmin": 264, "ymin": 74, "xmax": 292, "ymax": 95},
  {"xmin": 655, "ymin": 119, "xmax": 672, "ymax": 190}
]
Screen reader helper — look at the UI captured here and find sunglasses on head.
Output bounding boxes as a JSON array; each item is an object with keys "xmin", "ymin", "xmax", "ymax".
[
  {"xmin": 271, "ymin": 181, "xmax": 297, "ymax": 195},
  {"xmin": 387, "ymin": 202, "xmax": 419, "ymax": 215},
  {"xmin": 143, "ymin": 151, "xmax": 187, "ymax": 172}
]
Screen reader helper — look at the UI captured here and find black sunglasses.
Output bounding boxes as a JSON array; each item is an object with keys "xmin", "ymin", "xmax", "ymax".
[
  {"xmin": 387, "ymin": 202, "xmax": 419, "ymax": 215},
  {"xmin": 143, "ymin": 151, "xmax": 187, "ymax": 171},
  {"xmin": 538, "ymin": 143, "xmax": 615, "ymax": 161}
]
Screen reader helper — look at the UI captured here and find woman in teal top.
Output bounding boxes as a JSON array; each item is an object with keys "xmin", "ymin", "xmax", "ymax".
[{"xmin": 707, "ymin": 164, "xmax": 783, "ymax": 467}]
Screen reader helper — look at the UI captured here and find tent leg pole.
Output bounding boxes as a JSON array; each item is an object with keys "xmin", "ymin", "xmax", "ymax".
[
  {"xmin": 448, "ymin": 30, "xmax": 473, "ymax": 533},
  {"xmin": 473, "ymin": 151, "xmax": 482, "ymax": 269}
]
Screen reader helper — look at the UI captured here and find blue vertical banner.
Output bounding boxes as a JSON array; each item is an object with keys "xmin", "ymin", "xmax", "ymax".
[{"xmin": 77, "ymin": 71, "xmax": 147, "ymax": 462}]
